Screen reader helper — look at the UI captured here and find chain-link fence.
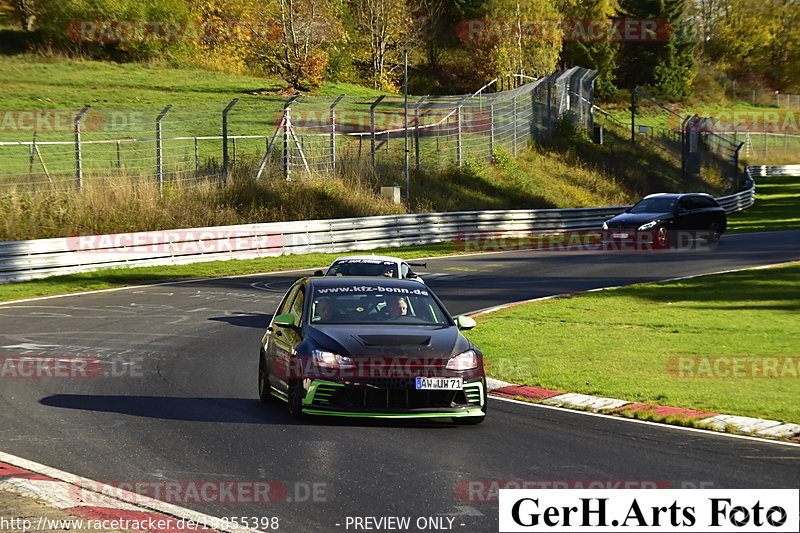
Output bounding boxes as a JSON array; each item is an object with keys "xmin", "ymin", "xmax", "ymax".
[
  {"xmin": 626, "ymin": 88, "xmax": 744, "ymax": 189},
  {"xmin": 0, "ymin": 66, "xmax": 598, "ymax": 194}
]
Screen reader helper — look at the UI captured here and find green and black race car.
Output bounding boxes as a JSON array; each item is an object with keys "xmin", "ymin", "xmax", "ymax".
[{"xmin": 258, "ymin": 276, "xmax": 486, "ymax": 424}]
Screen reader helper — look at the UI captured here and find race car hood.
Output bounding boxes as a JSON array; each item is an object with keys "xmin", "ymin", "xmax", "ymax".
[
  {"xmin": 605, "ymin": 212, "xmax": 665, "ymax": 229},
  {"xmin": 305, "ymin": 324, "xmax": 471, "ymax": 359}
]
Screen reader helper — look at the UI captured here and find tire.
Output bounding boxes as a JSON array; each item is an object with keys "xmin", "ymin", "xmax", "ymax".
[
  {"xmin": 707, "ymin": 222, "xmax": 721, "ymax": 243},
  {"xmin": 287, "ymin": 378, "xmax": 305, "ymax": 420},
  {"xmin": 655, "ymin": 227, "xmax": 670, "ymax": 249},
  {"xmin": 258, "ymin": 352, "xmax": 273, "ymax": 404}
]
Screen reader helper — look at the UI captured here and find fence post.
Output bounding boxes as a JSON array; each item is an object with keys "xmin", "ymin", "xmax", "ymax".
[
  {"xmin": 490, "ymin": 104, "xmax": 495, "ymax": 159},
  {"xmin": 74, "ymin": 106, "xmax": 91, "ymax": 192},
  {"xmin": 222, "ymin": 98, "xmax": 240, "ymax": 183},
  {"xmin": 283, "ymin": 108, "xmax": 290, "ymax": 181},
  {"xmin": 370, "ymin": 95, "xmax": 385, "ymax": 166},
  {"xmin": 630, "ymin": 88, "xmax": 636, "ymax": 145},
  {"xmin": 330, "ymin": 94, "xmax": 345, "ymax": 172},
  {"xmin": 413, "ymin": 96, "xmax": 428, "ymax": 173},
  {"xmin": 546, "ymin": 77, "xmax": 553, "ymax": 138},
  {"xmin": 282, "ymin": 94, "xmax": 301, "ymax": 181},
  {"xmin": 194, "ymin": 137, "xmax": 199, "ymax": 173},
  {"xmin": 456, "ymin": 105, "xmax": 462, "ymax": 167},
  {"xmin": 116, "ymin": 140, "xmax": 122, "ymax": 169},
  {"xmin": 29, "ymin": 132, "xmax": 36, "ymax": 174},
  {"xmin": 155, "ymin": 105, "xmax": 172, "ymax": 197},
  {"xmin": 512, "ymin": 94, "xmax": 518, "ymax": 156}
]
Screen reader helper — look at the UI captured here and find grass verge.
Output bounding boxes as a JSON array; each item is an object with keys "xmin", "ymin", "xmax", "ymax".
[
  {"xmin": 466, "ymin": 264, "xmax": 800, "ymax": 423},
  {"xmin": 726, "ymin": 174, "xmax": 800, "ymax": 233},
  {"xmin": 0, "ymin": 242, "xmax": 462, "ymax": 303}
]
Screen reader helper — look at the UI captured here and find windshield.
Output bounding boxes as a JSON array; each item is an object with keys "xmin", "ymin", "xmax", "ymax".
[
  {"xmin": 629, "ymin": 197, "xmax": 677, "ymax": 214},
  {"xmin": 310, "ymin": 285, "xmax": 450, "ymax": 326},
  {"xmin": 327, "ymin": 259, "xmax": 399, "ymax": 278}
]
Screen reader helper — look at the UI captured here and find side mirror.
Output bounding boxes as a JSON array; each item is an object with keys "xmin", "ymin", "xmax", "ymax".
[
  {"xmin": 313, "ymin": 270, "xmax": 324, "ymax": 277},
  {"xmin": 273, "ymin": 313, "xmax": 297, "ymax": 328},
  {"xmin": 406, "ymin": 272, "xmax": 418, "ymax": 279},
  {"xmin": 455, "ymin": 315, "xmax": 477, "ymax": 330}
]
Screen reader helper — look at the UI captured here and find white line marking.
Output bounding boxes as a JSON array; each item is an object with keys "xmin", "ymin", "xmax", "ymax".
[{"xmin": 488, "ymin": 396, "xmax": 800, "ymax": 448}]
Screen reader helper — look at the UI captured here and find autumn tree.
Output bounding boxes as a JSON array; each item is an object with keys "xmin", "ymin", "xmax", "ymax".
[{"xmin": 349, "ymin": 0, "xmax": 418, "ymax": 90}]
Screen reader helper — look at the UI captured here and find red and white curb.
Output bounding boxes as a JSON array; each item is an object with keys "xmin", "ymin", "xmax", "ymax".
[
  {"xmin": 486, "ymin": 380, "xmax": 800, "ymax": 441},
  {"xmin": 480, "ymin": 261, "xmax": 800, "ymax": 442},
  {"xmin": 0, "ymin": 451, "xmax": 263, "ymax": 533}
]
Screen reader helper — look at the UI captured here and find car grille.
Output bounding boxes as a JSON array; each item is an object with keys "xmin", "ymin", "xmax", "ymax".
[{"xmin": 310, "ymin": 381, "xmax": 472, "ymax": 410}]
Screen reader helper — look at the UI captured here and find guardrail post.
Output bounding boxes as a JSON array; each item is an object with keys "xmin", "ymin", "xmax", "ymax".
[
  {"xmin": 222, "ymin": 98, "xmax": 240, "ymax": 183},
  {"xmin": 74, "ymin": 106, "xmax": 91, "ymax": 192},
  {"xmin": 370, "ymin": 95, "xmax": 385, "ymax": 166},
  {"xmin": 413, "ymin": 96, "xmax": 428, "ymax": 173},
  {"xmin": 330, "ymin": 94, "xmax": 345, "ymax": 172},
  {"xmin": 155, "ymin": 105, "xmax": 172, "ymax": 197}
]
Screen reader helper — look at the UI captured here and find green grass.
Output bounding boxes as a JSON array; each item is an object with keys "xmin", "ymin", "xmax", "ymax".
[
  {"xmin": 0, "ymin": 242, "xmax": 460, "ymax": 303},
  {"xmin": 466, "ymin": 264, "xmax": 800, "ymax": 423},
  {"xmin": 0, "ymin": 54, "xmax": 394, "ymax": 109},
  {"xmin": 727, "ymin": 174, "xmax": 800, "ymax": 233}
]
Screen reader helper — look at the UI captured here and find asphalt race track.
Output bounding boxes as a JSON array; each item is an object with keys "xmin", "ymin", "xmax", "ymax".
[{"xmin": 1, "ymin": 231, "xmax": 799, "ymax": 531}]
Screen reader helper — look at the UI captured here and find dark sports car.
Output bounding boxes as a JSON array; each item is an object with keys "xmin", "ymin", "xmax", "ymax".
[
  {"xmin": 602, "ymin": 193, "xmax": 727, "ymax": 247},
  {"xmin": 258, "ymin": 277, "xmax": 487, "ymax": 424}
]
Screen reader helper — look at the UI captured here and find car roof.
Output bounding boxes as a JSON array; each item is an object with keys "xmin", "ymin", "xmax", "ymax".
[
  {"xmin": 331, "ymin": 255, "xmax": 403, "ymax": 263},
  {"xmin": 307, "ymin": 276, "xmax": 425, "ymax": 289},
  {"xmin": 642, "ymin": 192, "xmax": 715, "ymax": 200}
]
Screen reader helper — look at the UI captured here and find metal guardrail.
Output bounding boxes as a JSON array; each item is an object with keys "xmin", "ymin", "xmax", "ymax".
[
  {"xmin": 747, "ymin": 165, "xmax": 800, "ymax": 177},
  {"xmin": 0, "ymin": 169, "xmax": 763, "ymax": 283}
]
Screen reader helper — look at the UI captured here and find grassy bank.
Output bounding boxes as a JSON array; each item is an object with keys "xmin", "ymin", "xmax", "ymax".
[
  {"xmin": 727, "ymin": 173, "xmax": 800, "ymax": 233},
  {"xmin": 0, "ymin": 54, "xmax": 391, "ymax": 109},
  {"xmin": 466, "ymin": 264, "xmax": 800, "ymax": 423}
]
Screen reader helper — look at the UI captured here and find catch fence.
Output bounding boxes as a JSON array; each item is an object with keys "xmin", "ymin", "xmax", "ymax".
[{"xmin": 0, "ymin": 67, "xmax": 598, "ymax": 194}]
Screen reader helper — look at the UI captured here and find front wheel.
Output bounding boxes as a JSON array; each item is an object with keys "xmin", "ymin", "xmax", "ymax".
[
  {"xmin": 258, "ymin": 352, "xmax": 273, "ymax": 404},
  {"xmin": 287, "ymin": 379, "xmax": 305, "ymax": 420}
]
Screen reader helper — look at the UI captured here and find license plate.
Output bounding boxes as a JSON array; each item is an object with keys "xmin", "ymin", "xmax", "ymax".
[
  {"xmin": 415, "ymin": 377, "xmax": 463, "ymax": 390},
  {"xmin": 612, "ymin": 232, "xmax": 629, "ymax": 239}
]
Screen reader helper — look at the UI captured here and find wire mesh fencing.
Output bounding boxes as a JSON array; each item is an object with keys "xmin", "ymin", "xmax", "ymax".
[
  {"xmin": 626, "ymin": 88, "xmax": 745, "ymax": 189},
  {"xmin": 0, "ymin": 66, "xmax": 598, "ymax": 195}
]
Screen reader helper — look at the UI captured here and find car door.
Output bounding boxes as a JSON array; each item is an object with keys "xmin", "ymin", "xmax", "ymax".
[
  {"xmin": 673, "ymin": 196, "xmax": 700, "ymax": 231},
  {"xmin": 266, "ymin": 283, "xmax": 306, "ymax": 393}
]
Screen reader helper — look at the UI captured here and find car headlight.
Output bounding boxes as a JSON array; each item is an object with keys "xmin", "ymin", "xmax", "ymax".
[
  {"xmin": 311, "ymin": 349, "xmax": 356, "ymax": 369},
  {"xmin": 638, "ymin": 220, "xmax": 658, "ymax": 230},
  {"xmin": 602, "ymin": 221, "xmax": 609, "ymax": 230},
  {"xmin": 446, "ymin": 350, "xmax": 478, "ymax": 371}
]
